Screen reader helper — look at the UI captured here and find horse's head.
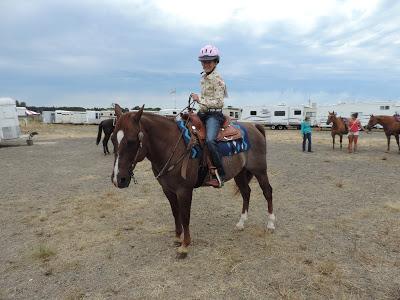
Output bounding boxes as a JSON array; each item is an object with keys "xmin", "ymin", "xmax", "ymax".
[
  {"xmin": 326, "ymin": 111, "xmax": 336, "ymax": 125},
  {"xmin": 111, "ymin": 104, "xmax": 146, "ymax": 188},
  {"xmin": 366, "ymin": 114, "xmax": 377, "ymax": 130}
]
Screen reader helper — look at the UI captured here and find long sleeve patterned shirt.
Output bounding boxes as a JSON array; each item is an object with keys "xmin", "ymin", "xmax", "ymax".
[{"xmin": 198, "ymin": 69, "xmax": 227, "ymax": 112}]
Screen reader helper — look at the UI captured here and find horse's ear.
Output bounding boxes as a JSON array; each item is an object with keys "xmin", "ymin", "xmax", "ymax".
[
  {"xmin": 115, "ymin": 104, "xmax": 123, "ymax": 119},
  {"xmin": 133, "ymin": 104, "xmax": 145, "ymax": 123}
]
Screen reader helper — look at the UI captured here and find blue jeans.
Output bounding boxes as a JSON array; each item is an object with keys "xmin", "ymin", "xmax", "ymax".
[
  {"xmin": 200, "ymin": 112, "xmax": 225, "ymax": 177},
  {"xmin": 303, "ymin": 133, "xmax": 312, "ymax": 152}
]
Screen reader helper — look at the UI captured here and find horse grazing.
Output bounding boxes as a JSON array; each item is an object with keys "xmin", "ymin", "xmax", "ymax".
[
  {"xmin": 110, "ymin": 104, "xmax": 275, "ymax": 258},
  {"xmin": 366, "ymin": 115, "xmax": 400, "ymax": 153},
  {"xmin": 96, "ymin": 119, "xmax": 115, "ymax": 155},
  {"xmin": 326, "ymin": 111, "xmax": 348, "ymax": 149}
]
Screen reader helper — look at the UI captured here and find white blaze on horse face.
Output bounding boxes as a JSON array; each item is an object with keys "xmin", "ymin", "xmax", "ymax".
[
  {"xmin": 236, "ymin": 211, "xmax": 248, "ymax": 230},
  {"xmin": 117, "ymin": 130, "xmax": 124, "ymax": 146},
  {"xmin": 113, "ymin": 130, "xmax": 124, "ymax": 185},
  {"xmin": 113, "ymin": 156, "xmax": 119, "ymax": 185}
]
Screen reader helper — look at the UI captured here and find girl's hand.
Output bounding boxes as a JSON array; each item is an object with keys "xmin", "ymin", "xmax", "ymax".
[{"xmin": 191, "ymin": 93, "xmax": 199, "ymax": 102}]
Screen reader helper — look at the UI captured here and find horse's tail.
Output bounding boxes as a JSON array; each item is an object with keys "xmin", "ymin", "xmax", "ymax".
[{"xmin": 96, "ymin": 121, "xmax": 103, "ymax": 145}]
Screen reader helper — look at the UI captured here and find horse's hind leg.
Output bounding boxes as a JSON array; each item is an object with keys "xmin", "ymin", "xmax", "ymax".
[
  {"xmin": 234, "ymin": 170, "xmax": 252, "ymax": 230},
  {"xmin": 395, "ymin": 134, "xmax": 400, "ymax": 153},
  {"xmin": 332, "ymin": 135, "xmax": 335, "ymax": 149},
  {"xmin": 162, "ymin": 188, "xmax": 182, "ymax": 246},
  {"xmin": 255, "ymin": 173, "xmax": 275, "ymax": 231},
  {"xmin": 104, "ymin": 133, "xmax": 111, "ymax": 155},
  {"xmin": 339, "ymin": 135, "xmax": 343, "ymax": 149}
]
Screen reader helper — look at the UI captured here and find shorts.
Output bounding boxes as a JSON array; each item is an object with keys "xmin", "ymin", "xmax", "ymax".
[{"xmin": 348, "ymin": 131, "xmax": 359, "ymax": 137}]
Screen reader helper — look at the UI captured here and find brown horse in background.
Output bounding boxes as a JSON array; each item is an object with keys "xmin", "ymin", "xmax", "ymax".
[
  {"xmin": 110, "ymin": 104, "xmax": 275, "ymax": 258},
  {"xmin": 366, "ymin": 115, "xmax": 400, "ymax": 153},
  {"xmin": 96, "ymin": 119, "xmax": 115, "ymax": 155},
  {"xmin": 326, "ymin": 111, "xmax": 348, "ymax": 149}
]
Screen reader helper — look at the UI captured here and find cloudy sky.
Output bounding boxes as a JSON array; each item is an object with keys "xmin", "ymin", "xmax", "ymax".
[{"xmin": 1, "ymin": 0, "xmax": 399, "ymax": 109}]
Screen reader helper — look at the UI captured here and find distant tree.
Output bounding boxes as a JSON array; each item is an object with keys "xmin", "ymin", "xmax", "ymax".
[
  {"xmin": 132, "ymin": 106, "xmax": 141, "ymax": 110},
  {"xmin": 20, "ymin": 101, "xmax": 26, "ymax": 107}
]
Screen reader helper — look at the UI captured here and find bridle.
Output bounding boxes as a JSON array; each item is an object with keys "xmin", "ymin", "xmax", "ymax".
[{"xmin": 123, "ymin": 96, "xmax": 195, "ymax": 184}]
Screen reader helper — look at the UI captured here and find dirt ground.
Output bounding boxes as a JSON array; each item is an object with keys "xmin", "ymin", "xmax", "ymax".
[{"xmin": 1, "ymin": 123, "xmax": 399, "ymax": 299}]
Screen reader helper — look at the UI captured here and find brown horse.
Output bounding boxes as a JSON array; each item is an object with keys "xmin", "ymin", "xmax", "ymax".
[
  {"xmin": 96, "ymin": 119, "xmax": 115, "ymax": 155},
  {"xmin": 110, "ymin": 104, "xmax": 275, "ymax": 258},
  {"xmin": 366, "ymin": 115, "xmax": 400, "ymax": 153},
  {"xmin": 326, "ymin": 111, "xmax": 348, "ymax": 149}
]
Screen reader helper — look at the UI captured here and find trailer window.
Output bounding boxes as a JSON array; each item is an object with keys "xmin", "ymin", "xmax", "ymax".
[
  {"xmin": 235, "ymin": 112, "xmax": 239, "ymax": 118},
  {"xmin": 274, "ymin": 111, "xmax": 285, "ymax": 116},
  {"xmin": 230, "ymin": 112, "xmax": 234, "ymax": 117},
  {"xmin": 250, "ymin": 111, "xmax": 257, "ymax": 116},
  {"xmin": 294, "ymin": 110, "xmax": 302, "ymax": 115},
  {"xmin": 380, "ymin": 106, "xmax": 390, "ymax": 110}
]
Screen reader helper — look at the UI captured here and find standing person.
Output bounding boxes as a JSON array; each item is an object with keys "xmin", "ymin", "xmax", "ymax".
[
  {"xmin": 301, "ymin": 116, "xmax": 313, "ymax": 152},
  {"xmin": 348, "ymin": 112, "xmax": 361, "ymax": 153},
  {"xmin": 191, "ymin": 45, "xmax": 228, "ymax": 188}
]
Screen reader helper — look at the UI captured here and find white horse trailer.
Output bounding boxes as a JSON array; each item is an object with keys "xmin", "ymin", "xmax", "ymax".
[
  {"xmin": 0, "ymin": 98, "xmax": 20, "ymax": 142},
  {"xmin": 240, "ymin": 104, "xmax": 304, "ymax": 129},
  {"xmin": 0, "ymin": 98, "xmax": 37, "ymax": 145},
  {"xmin": 315, "ymin": 101, "xmax": 400, "ymax": 128},
  {"xmin": 70, "ymin": 111, "xmax": 87, "ymax": 124},
  {"xmin": 42, "ymin": 111, "xmax": 55, "ymax": 123},
  {"xmin": 54, "ymin": 110, "xmax": 72, "ymax": 124}
]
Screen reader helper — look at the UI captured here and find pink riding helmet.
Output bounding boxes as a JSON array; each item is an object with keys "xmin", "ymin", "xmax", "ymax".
[{"xmin": 198, "ymin": 45, "xmax": 220, "ymax": 63}]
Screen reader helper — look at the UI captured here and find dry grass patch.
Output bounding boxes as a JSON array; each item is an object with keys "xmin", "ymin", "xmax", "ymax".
[
  {"xmin": 32, "ymin": 244, "xmax": 56, "ymax": 261},
  {"xmin": 384, "ymin": 201, "xmax": 400, "ymax": 212},
  {"xmin": 317, "ymin": 260, "xmax": 337, "ymax": 276},
  {"xmin": 335, "ymin": 181, "xmax": 344, "ymax": 188}
]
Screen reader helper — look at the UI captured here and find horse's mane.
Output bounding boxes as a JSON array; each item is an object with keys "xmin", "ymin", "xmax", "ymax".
[{"xmin": 140, "ymin": 112, "xmax": 177, "ymax": 123}]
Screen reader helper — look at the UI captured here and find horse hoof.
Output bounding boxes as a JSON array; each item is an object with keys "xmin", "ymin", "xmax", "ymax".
[
  {"xmin": 176, "ymin": 246, "xmax": 189, "ymax": 259},
  {"xmin": 267, "ymin": 225, "xmax": 275, "ymax": 233},
  {"xmin": 235, "ymin": 223, "xmax": 245, "ymax": 231},
  {"xmin": 174, "ymin": 240, "xmax": 182, "ymax": 247},
  {"xmin": 176, "ymin": 252, "xmax": 188, "ymax": 259}
]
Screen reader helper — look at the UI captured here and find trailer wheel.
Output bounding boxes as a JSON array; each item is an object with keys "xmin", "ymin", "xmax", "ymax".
[
  {"xmin": 26, "ymin": 140, "xmax": 33, "ymax": 146},
  {"xmin": 277, "ymin": 125, "xmax": 284, "ymax": 130},
  {"xmin": 271, "ymin": 125, "xmax": 276, "ymax": 130}
]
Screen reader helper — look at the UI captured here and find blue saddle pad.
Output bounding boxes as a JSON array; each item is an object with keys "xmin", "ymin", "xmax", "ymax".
[{"xmin": 176, "ymin": 121, "xmax": 250, "ymax": 159}]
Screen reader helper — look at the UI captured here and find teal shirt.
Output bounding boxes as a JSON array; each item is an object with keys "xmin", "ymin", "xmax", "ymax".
[{"xmin": 301, "ymin": 121, "xmax": 312, "ymax": 134}]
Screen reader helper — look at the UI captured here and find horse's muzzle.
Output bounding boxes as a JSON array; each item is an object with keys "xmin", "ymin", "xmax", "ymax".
[{"xmin": 111, "ymin": 173, "xmax": 131, "ymax": 188}]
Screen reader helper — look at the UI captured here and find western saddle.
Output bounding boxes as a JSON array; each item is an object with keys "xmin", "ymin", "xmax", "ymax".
[{"xmin": 180, "ymin": 111, "xmax": 242, "ymax": 187}]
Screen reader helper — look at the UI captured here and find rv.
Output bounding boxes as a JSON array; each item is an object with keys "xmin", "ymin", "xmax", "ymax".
[
  {"xmin": 157, "ymin": 108, "xmax": 181, "ymax": 118},
  {"xmin": 240, "ymin": 104, "xmax": 304, "ymax": 129},
  {"xmin": 222, "ymin": 106, "xmax": 242, "ymax": 121},
  {"xmin": 315, "ymin": 101, "xmax": 400, "ymax": 128}
]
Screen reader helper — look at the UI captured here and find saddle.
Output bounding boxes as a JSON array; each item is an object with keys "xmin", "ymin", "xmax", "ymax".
[
  {"xmin": 180, "ymin": 111, "xmax": 243, "ymax": 188},
  {"xmin": 181, "ymin": 111, "xmax": 242, "ymax": 143}
]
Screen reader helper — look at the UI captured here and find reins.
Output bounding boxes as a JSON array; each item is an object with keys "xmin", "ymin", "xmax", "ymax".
[{"xmin": 129, "ymin": 96, "xmax": 196, "ymax": 183}]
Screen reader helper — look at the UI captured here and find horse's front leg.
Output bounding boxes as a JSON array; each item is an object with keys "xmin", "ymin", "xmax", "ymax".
[
  {"xmin": 162, "ymin": 188, "xmax": 182, "ymax": 246},
  {"xmin": 332, "ymin": 134, "xmax": 335, "ymax": 149},
  {"xmin": 176, "ymin": 189, "xmax": 193, "ymax": 259},
  {"xmin": 386, "ymin": 134, "xmax": 391, "ymax": 153}
]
